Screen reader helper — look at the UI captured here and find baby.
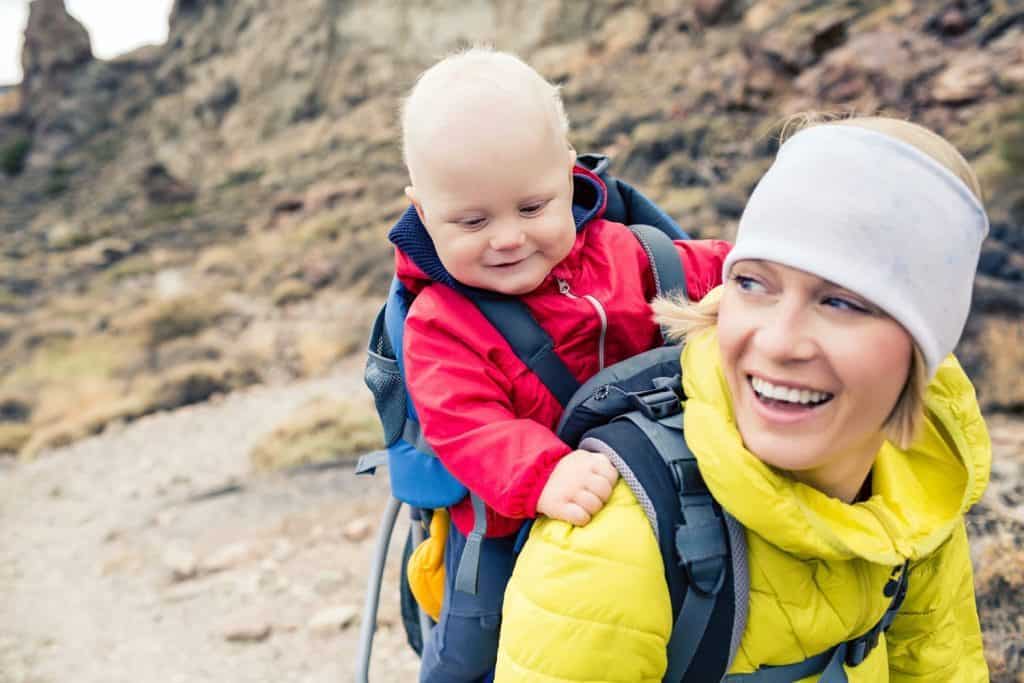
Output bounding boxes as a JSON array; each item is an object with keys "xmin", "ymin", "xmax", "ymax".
[{"xmin": 389, "ymin": 47, "xmax": 730, "ymax": 682}]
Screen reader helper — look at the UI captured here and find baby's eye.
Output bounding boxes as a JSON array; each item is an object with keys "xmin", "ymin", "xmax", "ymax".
[
  {"xmin": 822, "ymin": 296, "xmax": 869, "ymax": 313},
  {"xmin": 520, "ymin": 200, "xmax": 549, "ymax": 217},
  {"xmin": 731, "ymin": 274, "xmax": 765, "ymax": 293},
  {"xmin": 458, "ymin": 217, "xmax": 487, "ymax": 230}
]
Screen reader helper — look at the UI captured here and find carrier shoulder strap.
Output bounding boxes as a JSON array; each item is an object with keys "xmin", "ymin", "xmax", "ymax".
[
  {"xmin": 616, "ymin": 408, "xmax": 736, "ymax": 683},
  {"xmin": 455, "ymin": 223, "xmax": 687, "ymax": 595},
  {"xmin": 464, "ymin": 222, "xmax": 686, "ymax": 407},
  {"xmin": 465, "ymin": 291, "xmax": 579, "ymax": 407},
  {"xmin": 629, "ymin": 224, "xmax": 688, "ymax": 299}
]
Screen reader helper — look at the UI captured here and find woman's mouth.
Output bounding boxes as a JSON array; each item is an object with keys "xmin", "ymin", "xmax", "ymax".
[{"xmin": 749, "ymin": 375, "xmax": 833, "ymax": 411}]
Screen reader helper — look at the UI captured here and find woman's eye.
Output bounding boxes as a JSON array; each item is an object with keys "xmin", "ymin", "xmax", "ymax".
[
  {"xmin": 520, "ymin": 201, "xmax": 548, "ymax": 216},
  {"xmin": 823, "ymin": 296, "xmax": 869, "ymax": 313},
  {"xmin": 732, "ymin": 274, "xmax": 765, "ymax": 293}
]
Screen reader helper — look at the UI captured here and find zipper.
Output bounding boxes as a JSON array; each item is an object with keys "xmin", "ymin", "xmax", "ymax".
[{"xmin": 556, "ymin": 278, "xmax": 607, "ymax": 371}]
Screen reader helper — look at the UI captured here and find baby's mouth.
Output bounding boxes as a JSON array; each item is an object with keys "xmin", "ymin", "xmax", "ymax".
[{"xmin": 749, "ymin": 375, "xmax": 834, "ymax": 408}]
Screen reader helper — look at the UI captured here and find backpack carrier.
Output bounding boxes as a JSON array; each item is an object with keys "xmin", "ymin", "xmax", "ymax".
[{"xmin": 354, "ymin": 156, "xmax": 908, "ymax": 682}]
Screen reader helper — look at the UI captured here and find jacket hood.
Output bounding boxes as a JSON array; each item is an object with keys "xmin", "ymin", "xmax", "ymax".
[
  {"xmin": 389, "ymin": 165, "xmax": 608, "ymax": 294},
  {"xmin": 680, "ymin": 318, "xmax": 991, "ymax": 565}
]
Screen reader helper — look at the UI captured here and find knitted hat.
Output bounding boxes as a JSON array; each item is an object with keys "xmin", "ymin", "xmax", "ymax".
[{"xmin": 721, "ymin": 124, "xmax": 988, "ymax": 377}]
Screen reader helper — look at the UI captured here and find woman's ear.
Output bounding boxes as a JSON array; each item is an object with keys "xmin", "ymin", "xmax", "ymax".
[{"xmin": 405, "ymin": 186, "xmax": 427, "ymax": 225}]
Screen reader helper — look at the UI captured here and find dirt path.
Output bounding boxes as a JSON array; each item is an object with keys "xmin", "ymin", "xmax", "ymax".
[
  {"xmin": 0, "ymin": 358, "xmax": 418, "ymax": 682},
  {"xmin": 1, "ymin": 357, "xmax": 1022, "ymax": 682}
]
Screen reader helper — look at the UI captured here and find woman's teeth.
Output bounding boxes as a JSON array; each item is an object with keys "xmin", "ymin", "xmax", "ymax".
[{"xmin": 750, "ymin": 376, "xmax": 832, "ymax": 406}]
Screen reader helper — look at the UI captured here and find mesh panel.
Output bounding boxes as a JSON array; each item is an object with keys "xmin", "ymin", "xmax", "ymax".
[{"xmin": 365, "ymin": 351, "xmax": 407, "ymax": 446}]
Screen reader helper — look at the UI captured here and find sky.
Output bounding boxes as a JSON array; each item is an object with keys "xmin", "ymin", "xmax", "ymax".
[{"xmin": 0, "ymin": 0, "xmax": 174, "ymax": 86}]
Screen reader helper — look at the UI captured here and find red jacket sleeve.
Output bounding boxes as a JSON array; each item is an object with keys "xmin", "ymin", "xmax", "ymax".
[
  {"xmin": 402, "ymin": 293, "xmax": 570, "ymax": 519},
  {"xmin": 674, "ymin": 239, "xmax": 731, "ymax": 301}
]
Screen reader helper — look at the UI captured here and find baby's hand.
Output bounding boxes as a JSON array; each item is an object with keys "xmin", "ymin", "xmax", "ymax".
[{"xmin": 536, "ymin": 449, "xmax": 619, "ymax": 526}]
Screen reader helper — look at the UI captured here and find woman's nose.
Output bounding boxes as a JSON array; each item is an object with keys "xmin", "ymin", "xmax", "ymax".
[{"xmin": 752, "ymin": 305, "xmax": 817, "ymax": 362}]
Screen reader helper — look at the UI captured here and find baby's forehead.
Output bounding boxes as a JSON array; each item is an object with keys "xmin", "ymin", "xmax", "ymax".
[{"xmin": 403, "ymin": 52, "xmax": 565, "ymax": 168}]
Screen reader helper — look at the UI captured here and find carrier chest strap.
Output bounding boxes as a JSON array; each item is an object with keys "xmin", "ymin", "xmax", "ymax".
[{"xmin": 722, "ymin": 562, "xmax": 911, "ymax": 682}]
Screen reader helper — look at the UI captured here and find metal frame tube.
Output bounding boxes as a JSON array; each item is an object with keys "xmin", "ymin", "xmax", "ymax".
[{"xmin": 355, "ymin": 495, "xmax": 403, "ymax": 683}]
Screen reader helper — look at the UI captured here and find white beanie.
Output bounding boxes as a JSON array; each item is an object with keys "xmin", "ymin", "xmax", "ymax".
[{"xmin": 721, "ymin": 124, "xmax": 989, "ymax": 377}]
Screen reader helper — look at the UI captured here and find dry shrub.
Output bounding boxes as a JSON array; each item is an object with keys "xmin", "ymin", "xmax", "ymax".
[
  {"xmin": 0, "ymin": 390, "xmax": 33, "ymax": 422},
  {"xmin": 979, "ymin": 317, "xmax": 1024, "ymax": 411},
  {"xmin": 295, "ymin": 305, "xmax": 376, "ymax": 376},
  {"xmin": 195, "ymin": 245, "xmax": 243, "ymax": 277},
  {"xmin": 271, "ymin": 279, "xmax": 313, "ymax": 306},
  {"xmin": 0, "ymin": 424, "xmax": 31, "ymax": 454},
  {"xmin": 249, "ymin": 394, "xmax": 382, "ymax": 471},
  {"xmin": 19, "ymin": 394, "xmax": 149, "ymax": 461},
  {"xmin": 6, "ymin": 335, "xmax": 126, "ymax": 391},
  {"xmin": 143, "ymin": 360, "xmax": 261, "ymax": 412},
  {"xmin": 122, "ymin": 296, "xmax": 224, "ymax": 348}
]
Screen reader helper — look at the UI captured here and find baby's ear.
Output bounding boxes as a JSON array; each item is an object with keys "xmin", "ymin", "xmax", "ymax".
[{"xmin": 405, "ymin": 186, "xmax": 427, "ymax": 224}]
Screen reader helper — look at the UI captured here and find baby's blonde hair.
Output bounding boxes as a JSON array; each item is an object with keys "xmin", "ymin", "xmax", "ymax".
[
  {"xmin": 400, "ymin": 46, "xmax": 570, "ymax": 170},
  {"xmin": 655, "ymin": 114, "xmax": 982, "ymax": 448}
]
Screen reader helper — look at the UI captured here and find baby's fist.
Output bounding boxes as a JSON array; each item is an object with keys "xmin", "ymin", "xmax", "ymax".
[{"xmin": 536, "ymin": 449, "xmax": 619, "ymax": 526}]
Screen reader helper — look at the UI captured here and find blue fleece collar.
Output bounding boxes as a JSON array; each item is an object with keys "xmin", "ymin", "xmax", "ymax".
[{"xmin": 389, "ymin": 171, "xmax": 604, "ymax": 289}]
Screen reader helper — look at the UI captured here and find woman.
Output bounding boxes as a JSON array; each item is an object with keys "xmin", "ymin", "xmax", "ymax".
[{"xmin": 494, "ymin": 116, "xmax": 992, "ymax": 682}]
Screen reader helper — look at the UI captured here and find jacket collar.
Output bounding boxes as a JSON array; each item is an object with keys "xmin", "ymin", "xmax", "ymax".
[
  {"xmin": 389, "ymin": 166, "xmax": 606, "ymax": 291},
  {"xmin": 680, "ymin": 316, "xmax": 991, "ymax": 564}
]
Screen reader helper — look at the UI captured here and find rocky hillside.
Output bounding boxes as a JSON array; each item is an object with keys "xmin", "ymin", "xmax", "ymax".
[{"xmin": 0, "ymin": 0, "xmax": 1022, "ymax": 457}]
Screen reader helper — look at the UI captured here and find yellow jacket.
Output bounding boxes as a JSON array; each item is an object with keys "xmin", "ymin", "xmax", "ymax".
[{"xmin": 496, "ymin": 329, "xmax": 991, "ymax": 682}]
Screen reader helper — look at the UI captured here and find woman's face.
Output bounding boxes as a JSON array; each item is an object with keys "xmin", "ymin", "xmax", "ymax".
[{"xmin": 717, "ymin": 260, "xmax": 913, "ymax": 482}]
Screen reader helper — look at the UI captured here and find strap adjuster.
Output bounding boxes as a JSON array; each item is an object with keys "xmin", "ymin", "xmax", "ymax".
[
  {"xmin": 629, "ymin": 386, "xmax": 681, "ymax": 420},
  {"xmin": 675, "ymin": 520, "xmax": 728, "ymax": 597}
]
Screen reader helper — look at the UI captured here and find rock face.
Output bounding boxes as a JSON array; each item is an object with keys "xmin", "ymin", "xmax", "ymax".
[
  {"xmin": 0, "ymin": 2, "xmax": 1021, "ymax": 454},
  {"xmin": 18, "ymin": 0, "xmax": 93, "ymax": 126},
  {"xmin": 19, "ymin": 0, "xmax": 93, "ymax": 117}
]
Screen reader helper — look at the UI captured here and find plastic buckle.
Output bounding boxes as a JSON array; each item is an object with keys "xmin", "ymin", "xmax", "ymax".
[
  {"xmin": 629, "ymin": 387, "xmax": 681, "ymax": 420},
  {"xmin": 675, "ymin": 523, "xmax": 727, "ymax": 598},
  {"xmin": 845, "ymin": 627, "xmax": 880, "ymax": 667}
]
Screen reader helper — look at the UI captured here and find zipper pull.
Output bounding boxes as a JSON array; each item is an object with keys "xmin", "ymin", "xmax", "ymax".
[{"xmin": 557, "ymin": 278, "xmax": 571, "ymax": 296}]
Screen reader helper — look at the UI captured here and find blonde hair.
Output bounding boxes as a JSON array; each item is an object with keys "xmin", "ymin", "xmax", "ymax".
[
  {"xmin": 655, "ymin": 114, "xmax": 981, "ymax": 448},
  {"xmin": 400, "ymin": 46, "xmax": 570, "ymax": 169}
]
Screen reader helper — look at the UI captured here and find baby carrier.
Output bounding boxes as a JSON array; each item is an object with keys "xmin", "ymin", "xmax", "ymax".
[{"xmin": 354, "ymin": 155, "xmax": 908, "ymax": 682}]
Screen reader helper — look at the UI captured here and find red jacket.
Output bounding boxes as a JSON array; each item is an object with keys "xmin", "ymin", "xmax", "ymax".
[{"xmin": 393, "ymin": 168, "xmax": 730, "ymax": 537}]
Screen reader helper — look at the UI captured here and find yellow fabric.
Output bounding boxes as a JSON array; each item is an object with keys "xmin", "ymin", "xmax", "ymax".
[
  {"xmin": 406, "ymin": 509, "xmax": 449, "ymax": 621},
  {"xmin": 496, "ymin": 327, "xmax": 991, "ymax": 682},
  {"xmin": 496, "ymin": 480, "xmax": 671, "ymax": 682}
]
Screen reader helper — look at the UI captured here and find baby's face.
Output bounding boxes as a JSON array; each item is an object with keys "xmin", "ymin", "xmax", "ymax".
[{"xmin": 408, "ymin": 123, "xmax": 577, "ymax": 296}]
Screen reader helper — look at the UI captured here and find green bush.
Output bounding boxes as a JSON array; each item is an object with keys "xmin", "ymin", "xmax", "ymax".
[
  {"xmin": 45, "ymin": 164, "xmax": 71, "ymax": 197},
  {"xmin": 1, "ymin": 136, "xmax": 31, "ymax": 176}
]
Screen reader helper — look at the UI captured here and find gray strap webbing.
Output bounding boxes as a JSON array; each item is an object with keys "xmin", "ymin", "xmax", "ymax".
[
  {"xmin": 721, "ymin": 648, "xmax": 837, "ymax": 683},
  {"xmin": 618, "ymin": 412, "xmax": 684, "ymax": 460},
  {"xmin": 665, "ymin": 588, "xmax": 719, "ymax": 682},
  {"xmin": 618, "ymin": 411, "xmax": 729, "ymax": 683},
  {"xmin": 629, "ymin": 224, "xmax": 688, "ymax": 298},
  {"xmin": 402, "ymin": 420, "xmax": 436, "ymax": 457},
  {"xmin": 453, "ymin": 492, "xmax": 488, "ymax": 595},
  {"xmin": 354, "ymin": 450, "xmax": 388, "ymax": 475}
]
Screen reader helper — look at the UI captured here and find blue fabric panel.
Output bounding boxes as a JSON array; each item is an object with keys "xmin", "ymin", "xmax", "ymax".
[{"xmin": 388, "ymin": 440, "xmax": 467, "ymax": 508}]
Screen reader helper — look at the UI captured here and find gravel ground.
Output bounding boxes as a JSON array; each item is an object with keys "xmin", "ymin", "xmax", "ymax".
[
  {"xmin": 1, "ymin": 356, "xmax": 1021, "ymax": 682},
  {"xmin": 0, "ymin": 357, "xmax": 419, "ymax": 683}
]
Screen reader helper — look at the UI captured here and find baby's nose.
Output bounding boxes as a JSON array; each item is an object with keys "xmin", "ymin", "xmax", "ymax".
[{"xmin": 489, "ymin": 224, "xmax": 526, "ymax": 250}]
